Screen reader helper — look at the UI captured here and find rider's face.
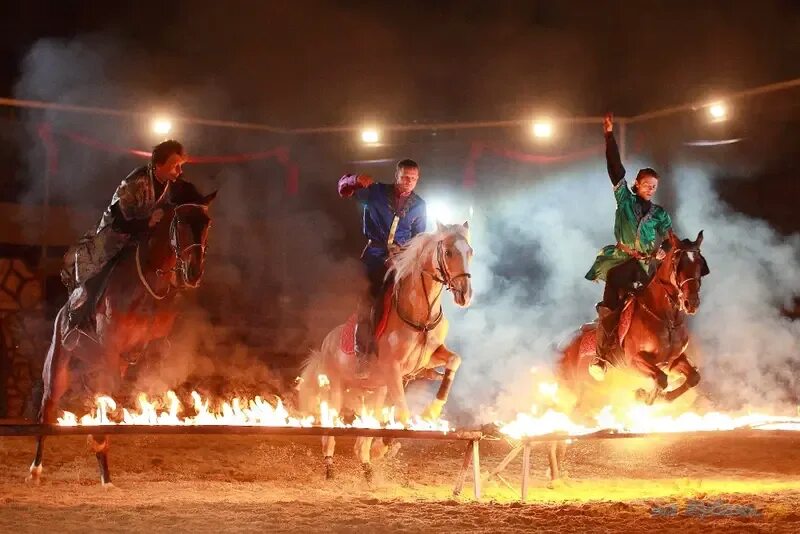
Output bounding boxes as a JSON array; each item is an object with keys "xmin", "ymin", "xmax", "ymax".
[
  {"xmin": 635, "ymin": 175, "xmax": 658, "ymax": 201},
  {"xmin": 394, "ymin": 166, "xmax": 419, "ymax": 195},
  {"xmin": 154, "ymin": 153, "xmax": 187, "ymax": 183}
]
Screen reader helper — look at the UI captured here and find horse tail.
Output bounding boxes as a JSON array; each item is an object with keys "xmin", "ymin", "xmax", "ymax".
[
  {"xmin": 297, "ymin": 349, "xmax": 324, "ymax": 415},
  {"xmin": 555, "ymin": 329, "xmax": 585, "ymax": 386},
  {"xmin": 296, "ymin": 325, "xmax": 345, "ymax": 417}
]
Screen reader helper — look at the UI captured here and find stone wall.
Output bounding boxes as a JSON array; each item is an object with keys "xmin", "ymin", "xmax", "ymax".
[{"xmin": 0, "ymin": 258, "xmax": 49, "ymax": 418}]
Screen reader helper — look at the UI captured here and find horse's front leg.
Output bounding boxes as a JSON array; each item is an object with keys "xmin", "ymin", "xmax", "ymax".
[
  {"xmin": 386, "ymin": 364, "xmax": 411, "ymax": 424},
  {"xmin": 631, "ymin": 350, "xmax": 669, "ymax": 405},
  {"xmin": 662, "ymin": 353, "xmax": 701, "ymax": 402},
  {"xmin": 423, "ymin": 345, "xmax": 461, "ymax": 420}
]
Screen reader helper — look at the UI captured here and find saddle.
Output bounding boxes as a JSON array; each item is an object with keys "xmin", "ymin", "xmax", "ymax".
[{"xmin": 340, "ymin": 282, "xmax": 395, "ymax": 355}]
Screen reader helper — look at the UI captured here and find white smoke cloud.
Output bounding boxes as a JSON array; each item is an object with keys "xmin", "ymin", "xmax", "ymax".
[{"xmin": 440, "ymin": 163, "xmax": 800, "ymax": 424}]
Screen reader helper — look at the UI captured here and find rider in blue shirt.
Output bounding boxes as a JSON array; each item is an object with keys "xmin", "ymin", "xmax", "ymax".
[{"xmin": 338, "ymin": 159, "xmax": 427, "ymax": 377}]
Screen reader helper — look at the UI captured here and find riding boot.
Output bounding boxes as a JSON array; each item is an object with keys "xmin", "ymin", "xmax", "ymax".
[
  {"xmin": 354, "ymin": 309, "xmax": 374, "ymax": 380},
  {"xmin": 589, "ymin": 304, "xmax": 621, "ymax": 381}
]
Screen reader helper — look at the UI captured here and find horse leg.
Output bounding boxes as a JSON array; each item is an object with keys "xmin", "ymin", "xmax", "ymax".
[
  {"xmin": 662, "ymin": 354, "xmax": 701, "ymax": 402},
  {"xmin": 321, "ymin": 378, "xmax": 343, "ymax": 480},
  {"xmin": 386, "ymin": 365, "xmax": 411, "ymax": 423},
  {"xmin": 631, "ymin": 351, "xmax": 669, "ymax": 405},
  {"xmin": 29, "ymin": 310, "xmax": 70, "ymax": 485},
  {"xmin": 369, "ymin": 387, "xmax": 396, "ymax": 460},
  {"xmin": 87, "ymin": 434, "xmax": 113, "ymax": 487},
  {"xmin": 355, "ymin": 437, "xmax": 374, "ymax": 482},
  {"xmin": 423, "ymin": 345, "xmax": 461, "ymax": 420},
  {"xmin": 322, "ymin": 436, "xmax": 336, "ymax": 480}
]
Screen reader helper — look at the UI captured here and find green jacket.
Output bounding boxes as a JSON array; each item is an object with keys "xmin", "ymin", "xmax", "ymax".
[{"xmin": 585, "ymin": 178, "xmax": 672, "ymax": 281}]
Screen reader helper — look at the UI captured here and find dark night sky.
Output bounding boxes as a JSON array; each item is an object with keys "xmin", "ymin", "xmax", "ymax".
[{"xmin": 3, "ymin": 0, "xmax": 799, "ymax": 126}]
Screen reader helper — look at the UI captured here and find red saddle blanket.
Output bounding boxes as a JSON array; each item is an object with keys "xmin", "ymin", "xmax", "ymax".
[{"xmin": 340, "ymin": 283, "xmax": 394, "ymax": 355}]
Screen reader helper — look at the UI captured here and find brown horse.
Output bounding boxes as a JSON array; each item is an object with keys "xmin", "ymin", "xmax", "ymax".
[
  {"xmin": 546, "ymin": 231, "xmax": 710, "ymax": 482},
  {"xmin": 558, "ymin": 230, "xmax": 710, "ymax": 406},
  {"xmin": 28, "ymin": 185, "xmax": 216, "ymax": 487},
  {"xmin": 297, "ymin": 222, "xmax": 473, "ymax": 480}
]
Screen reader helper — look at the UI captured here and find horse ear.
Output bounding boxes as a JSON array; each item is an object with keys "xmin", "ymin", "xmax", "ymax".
[
  {"xmin": 436, "ymin": 220, "xmax": 445, "ymax": 233},
  {"xmin": 696, "ymin": 230, "xmax": 704, "ymax": 246},
  {"xmin": 462, "ymin": 221, "xmax": 469, "ymax": 229},
  {"xmin": 202, "ymin": 190, "xmax": 218, "ymax": 205}
]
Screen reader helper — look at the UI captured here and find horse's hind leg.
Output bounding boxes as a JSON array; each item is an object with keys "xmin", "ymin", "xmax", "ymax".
[
  {"xmin": 355, "ymin": 437, "xmax": 374, "ymax": 482},
  {"xmin": 29, "ymin": 312, "xmax": 70, "ymax": 485},
  {"xmin": 322, "ymin": 435, "xmax": 336, "ymax": 480},
  {"xmin": 89, "ymin": 434, "xmax": 112, "ymax": 487},
  {"xmin": 662, "ymin": 354, "xmax": 700, "ymax": 402}
]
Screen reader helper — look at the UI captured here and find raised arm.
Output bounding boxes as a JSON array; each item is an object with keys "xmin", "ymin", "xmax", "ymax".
[
  {"xmin": 604, "ymin": 113, "xmax": 625, "ymax": 186},
  {"xmin": 337, "ymin": 173, "xmax": 374, "ymax": 198}
]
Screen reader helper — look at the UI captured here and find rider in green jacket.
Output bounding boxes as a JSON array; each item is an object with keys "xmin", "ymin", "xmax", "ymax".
[{"xmin": 585, "ymin": 113, "xmax": 672, "ymax": 380}]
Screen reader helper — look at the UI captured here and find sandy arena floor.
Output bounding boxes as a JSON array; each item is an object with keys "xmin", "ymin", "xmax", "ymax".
[{"xmin": 1, "ymin": 431, "xmax": 799, "ymax": 533}]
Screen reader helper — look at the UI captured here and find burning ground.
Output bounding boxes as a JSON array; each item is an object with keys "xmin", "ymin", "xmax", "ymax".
[{"xmin": 1, "ymin": 431, "xmax": 799, "ymax": 532}]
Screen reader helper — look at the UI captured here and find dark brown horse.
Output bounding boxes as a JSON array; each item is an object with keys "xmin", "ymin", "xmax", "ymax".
[
  {"xmin": 28, "ymin": 185, "xmax": 216, "ymax": 487},
  {"xmin": 558, "ymin": 230, "xmax": 709, "ymax": 404},
  {"xmin": 546, "ymin": 231, "xmax": 710, "ymax": 482}
]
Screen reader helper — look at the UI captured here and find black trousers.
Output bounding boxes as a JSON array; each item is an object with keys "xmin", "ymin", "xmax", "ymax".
[
  {"xmin": 602, "ymin": 258, "xmax": 650, "ymax": 310},
  {"xmin": 356, "ymin": 259, "xmax": 389, "ymax": 352}
]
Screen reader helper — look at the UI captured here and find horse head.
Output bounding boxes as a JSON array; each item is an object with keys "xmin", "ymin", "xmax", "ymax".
[
  {"xmin": 151, "ymin": 187, "xmax": 217, "ymax": 290},
  {"xmin": 663, "ymin": 230, "xmax": 710, "ymax": 315},
  {"xmin": 434, "ymin": 221, "xmax": 474, "ymax": 307}
]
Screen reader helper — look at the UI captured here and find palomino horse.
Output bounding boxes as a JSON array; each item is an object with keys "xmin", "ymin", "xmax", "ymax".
[
  {"xmin": 547, "ymin": 231, "xmax": 710, "ymax": 481},
  {"xmin": 298, "ymin": 222, "xmax": 473, "ymax": 479},
  {"xmin": 28, "ymin": 184, "xmax": 217, "ymax": 486}
]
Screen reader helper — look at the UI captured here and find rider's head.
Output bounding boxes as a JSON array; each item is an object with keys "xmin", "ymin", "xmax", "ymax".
[
  {"xmin": 633, "ymin": 168, "xmax": 659, "ymax": 201},
  {"xmin": 394, "ymin": 159, "xmax": 420, "ymax": 196},
  {"xmin": 152, "ymin": 140, "xmax": 187, "ymax": 183}
]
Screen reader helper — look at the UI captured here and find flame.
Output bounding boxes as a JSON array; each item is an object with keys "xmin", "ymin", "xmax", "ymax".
[
  {"xmin": 57, "ymin": 383, "xmax": 449, "ymax": 432},
  {"xmin": 499, "ymin": 381, "xmax": 800, "ymax": 439}
]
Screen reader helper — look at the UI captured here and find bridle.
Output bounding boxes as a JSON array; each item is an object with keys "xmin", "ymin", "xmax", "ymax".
[
  {"xmin": 431, "ymin": 240, "xmax": 472, "ymax": 298},
  {"xmin": 654, "ymin": 245, "xmax": 703, "ymax": 315},
  {"xmin": 395, "ymin": 236, "xmax": 472, "ymax": 333},
  {"xmin": 136, "ymin": 203, "xmax": 209, "ymax": 300}
]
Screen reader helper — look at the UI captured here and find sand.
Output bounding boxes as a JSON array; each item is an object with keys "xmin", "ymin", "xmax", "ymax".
[{"xmin": 1, "ymin": 430, "xmax": 799, "ymax": 533}]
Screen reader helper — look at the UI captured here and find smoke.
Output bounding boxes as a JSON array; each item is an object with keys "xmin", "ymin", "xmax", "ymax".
[
  {"xmin": 442, "ymin": 163, "xmax": 800, "ymax": 424},
  {"xmin": 10, "ymin": 33, "xmax": 363, "ymax": 400}
]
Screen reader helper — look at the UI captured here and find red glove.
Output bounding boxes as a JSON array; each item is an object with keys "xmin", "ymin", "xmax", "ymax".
[{"xmin": 337, "ymin": 174, "xmax": 373, "ymax": 197}]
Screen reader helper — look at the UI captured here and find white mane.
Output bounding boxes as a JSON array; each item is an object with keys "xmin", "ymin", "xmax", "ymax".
[{"xmin": 387, "ymin": 224, "xmax": 469, "ymax": 286}]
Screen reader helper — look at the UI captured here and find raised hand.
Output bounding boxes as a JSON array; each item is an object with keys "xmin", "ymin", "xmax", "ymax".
[{"xmin": 603, "ymin": 112, "xmax": 613, "ymax": 134}]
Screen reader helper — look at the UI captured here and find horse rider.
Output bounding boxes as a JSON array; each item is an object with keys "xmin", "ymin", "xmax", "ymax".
[
  {"xmin": 61, "ymin": 140, "xmax": 188, "ymax": 349},
  {"xmin": 337, "ymin": 159, "xmax": 427, "ymax": 378},
  {"xmin": 585, "ymin": 113, "xmax": 673, "ymax": 380}
]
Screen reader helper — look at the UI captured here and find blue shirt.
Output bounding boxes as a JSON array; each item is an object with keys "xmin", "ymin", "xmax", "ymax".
[{"xmin": 355, "ymin": 183, "xmax": 426, "ymax": 268}]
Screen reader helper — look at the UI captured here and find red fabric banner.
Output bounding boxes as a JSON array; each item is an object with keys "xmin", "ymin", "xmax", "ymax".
[
  {"xmin": 41, "ymin": 125, "xmax": 301, "ymax": 194},
  {"xmin": 463, "ymin": 141, "xmax": 604, "ymax": 188}
]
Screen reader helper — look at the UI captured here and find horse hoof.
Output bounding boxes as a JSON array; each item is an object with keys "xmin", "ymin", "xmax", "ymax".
[
  {"xmin": 325, "ymin": 465, "xmax": 335, "ymax": 480},
  {"xmin": 635, "ymin": 388, "xmax": 648, "ymax": 402},
  {"xmin": 102, "ymin": 482, "xmax": 117, "ymax": 491},
  {"xmin": 547, "ymin": 478, "xmax": 568, "ymax": 490},
  {"xmin": 26, "ymin": 465, "xmax": 42, "ymax": 485},
  {"xmin": 588, "ymin": 364, "xmax": 606, "ymax": 382},
  {"xmin": 423, "ymin": 399, "xmax": 445, "ymax": 420},
  {"xmin": 386, "ymin": 441, "xmax": 402, "ymax": 459}
]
